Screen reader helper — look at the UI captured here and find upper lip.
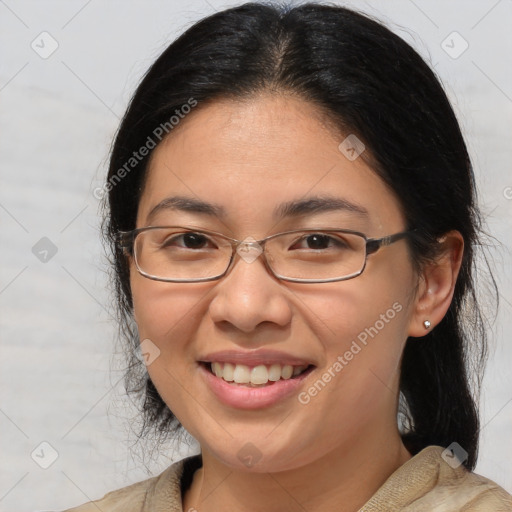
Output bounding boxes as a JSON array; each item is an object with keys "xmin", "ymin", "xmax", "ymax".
[{"xmin": 199, "ymin": 349, "xmax": 315, "ymax": 367}]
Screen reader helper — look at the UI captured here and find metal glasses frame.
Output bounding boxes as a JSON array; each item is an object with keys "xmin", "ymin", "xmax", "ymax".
[{"xmin": 117, "ymin": 226, "xmax": 414, "ymax": 284}]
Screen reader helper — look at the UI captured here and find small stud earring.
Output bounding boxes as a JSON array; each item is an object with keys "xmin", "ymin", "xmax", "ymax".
[{"xmin": 423, "ymin": 320, "xmax": 431, "ymax": 329}]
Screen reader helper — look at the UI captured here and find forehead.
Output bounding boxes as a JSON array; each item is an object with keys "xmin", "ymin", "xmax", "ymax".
[{"xmin": 137, "ymin": 94, "xmax": 405, "ymax": 233}]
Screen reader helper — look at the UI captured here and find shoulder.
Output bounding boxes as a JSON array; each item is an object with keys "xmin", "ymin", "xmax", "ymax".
[
  {"xmin": 360, "ymin": 445, "xmax": 512, "ymax": 511},
  {"xmin": 61, "ymin": 476, "xmax": 156, "ymax": 512},
  {"xmin": 431, "ymin": 448, "xmax": 512, "ymax": 511},
  {"xmin": 453, "ymin": 470, "xmax": 512, "ymax": 511},
  {"xmin": 61, "ymin": 455, "xmax": 197, "ymax": 512}
]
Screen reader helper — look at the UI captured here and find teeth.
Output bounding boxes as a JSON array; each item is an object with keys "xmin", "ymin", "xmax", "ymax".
[
  {"xmin": 282, "ymin": 365, "xmax": 293, "ymax": 379},
  {"xmin": 233, "ymin": 365, "xmax": 250, "ymax": 384},
  {"xmin": 210, "ymin": 362, "xmax": 308, "ymax": 385},
  {"xmin": 222, "ymin": 362, "xmax": 234, "ymax": 381},
  {"xmin": 268, "ymin": 364, "xmax": 282, "ymax": 382},
  {"xmin": 251, "ymin": 365, "xmax": 268, "ymax": 385},
  {"xmin": 292, "ymin": 366, "xmax": 303, "ymax": 377}
]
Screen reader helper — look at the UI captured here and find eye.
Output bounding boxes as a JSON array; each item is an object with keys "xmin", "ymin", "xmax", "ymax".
[
  {"xmin": 162, "ymin": 232, "xmax": 217, "ymax": 250},
  {"xmin": 290, "ymin": 233, "xmax": 349, "ymax": 250}
]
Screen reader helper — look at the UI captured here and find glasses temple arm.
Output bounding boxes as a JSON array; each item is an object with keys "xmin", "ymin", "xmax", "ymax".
[{"xmin": 366, "ymin": 231, "xmax": 413, "ymax": 255}]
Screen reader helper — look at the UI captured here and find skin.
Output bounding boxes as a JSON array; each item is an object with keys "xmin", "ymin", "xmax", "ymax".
[{"xmin": 129, "ymin": 92, "xmax": 464, "ymax": 512}]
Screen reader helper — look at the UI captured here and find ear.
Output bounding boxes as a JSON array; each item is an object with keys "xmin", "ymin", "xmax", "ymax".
[{"xmin": 407, "ymin": 230, "xmax": 464, "ymax": 337}]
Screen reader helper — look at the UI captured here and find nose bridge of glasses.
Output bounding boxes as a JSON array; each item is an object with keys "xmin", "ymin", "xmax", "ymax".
[{"xmin": 234, "ymin": 236, "xmax": 265, "ymax": 265}]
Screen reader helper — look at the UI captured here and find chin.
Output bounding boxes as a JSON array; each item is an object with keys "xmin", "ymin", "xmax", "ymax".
[{"xmin": 201, "ymin": 435, "xmax": 313, "ymax": 474}]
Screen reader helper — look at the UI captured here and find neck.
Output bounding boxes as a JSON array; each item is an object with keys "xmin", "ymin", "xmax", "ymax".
[{"xmin": 183, "ymin": 431, "xmax": 412, "ymax": 512}]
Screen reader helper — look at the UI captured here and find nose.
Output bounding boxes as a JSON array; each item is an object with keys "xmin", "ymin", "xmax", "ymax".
[{"xmin": 207, "ymin": 249, "xmax": 293, "ymax": 334}]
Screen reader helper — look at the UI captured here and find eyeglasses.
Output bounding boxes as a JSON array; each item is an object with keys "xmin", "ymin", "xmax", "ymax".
[{"xmin": 117, "ymin": 226, "xmax": 414, "ymax": 284}]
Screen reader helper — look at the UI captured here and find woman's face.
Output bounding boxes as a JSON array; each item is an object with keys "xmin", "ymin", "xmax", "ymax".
[{"xmin": 130, "ymin": 93, "xmax": 419, "ymax": 472}]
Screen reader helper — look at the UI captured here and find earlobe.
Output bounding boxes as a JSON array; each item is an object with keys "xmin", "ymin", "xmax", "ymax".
[{"xmin": 407, "ymin": 230, "xmax": 464, "ymax": 338}]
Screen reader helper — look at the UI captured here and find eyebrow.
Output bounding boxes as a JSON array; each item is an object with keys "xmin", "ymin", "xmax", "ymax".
[
  {"xmin": 147, "ymin": 196, "xmax": 225, "ymax": 221},
  {"xmin": 274, "ymin": 195, "xmax": 368, "ymax": 219},
  {"xmin": 146, "ymin": 194, "xmax": 369, "ymax": 223}
]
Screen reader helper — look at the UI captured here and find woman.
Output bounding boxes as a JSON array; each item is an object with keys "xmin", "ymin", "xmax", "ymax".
[{"xmin": 64, "ymin": 2, "xmax": 512, "ymax": 510}]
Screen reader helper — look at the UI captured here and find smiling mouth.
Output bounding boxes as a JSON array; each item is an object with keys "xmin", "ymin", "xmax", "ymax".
[{"xmin": 200, "ymin": 361, "xmax": 314, "ymax": 387}]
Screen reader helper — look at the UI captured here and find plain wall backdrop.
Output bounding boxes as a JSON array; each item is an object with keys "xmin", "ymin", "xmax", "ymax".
[{"xmin": 1, "ymin": 0, "xmax": 511, "ymax": 510}]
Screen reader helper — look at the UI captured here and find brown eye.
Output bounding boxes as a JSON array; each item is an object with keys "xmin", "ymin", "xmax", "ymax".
[
  {"xmin": 290, "ymin": 233, "xmax": 349, "ymax": 250},
  {"xmin": 162, "ymin": 232, "xmax": 216, "ymax": 250}
]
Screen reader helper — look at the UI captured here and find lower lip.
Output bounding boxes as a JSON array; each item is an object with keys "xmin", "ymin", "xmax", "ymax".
[{"xmin": 199, "ymin": 364, "xmax": 314, "ymax": 410}]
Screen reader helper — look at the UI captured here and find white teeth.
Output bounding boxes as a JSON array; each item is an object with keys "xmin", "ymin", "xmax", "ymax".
[
  {"xmin": 268, "ymin": 364, "xmax": 282, "ymax": 382},
  {"xmin": 282, "ymin": 365, "xmax": 293, "ymax": 379},
  {"xmin": 222, "ymin": 362, "xmax": 235, "ymax": 381},
  {"xmin": 251, "ymin": 365, "xmax": 269, "ymax": 385},
  {"xmin": 209, "ymin": 362, "xmax": 308, "ymax": 385},
  {"xmin": 233, "ymin": 364, "xmax": 251, "ymax": 384}
]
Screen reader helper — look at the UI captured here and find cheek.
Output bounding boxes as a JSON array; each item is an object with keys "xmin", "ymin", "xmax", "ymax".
[
  {"xmin": 299, "ymin": 268, "xmax": 412, "ymax": 351},
  {"xmin": 296, "ymin": 267, "xmax": 413, "ymax": 414},
  {"xmin": 130, "ymin": 275, "xmax": 207, "ymax": 394},
  {"xmin": 130, "ymin": 277, "xmax": 211, "ymax": 422},
  {"xmin": 130, "ymin": 268, "xmax": 206, "ymax": 341}
]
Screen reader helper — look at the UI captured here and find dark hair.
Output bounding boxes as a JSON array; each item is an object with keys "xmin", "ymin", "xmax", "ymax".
[{"xmin": 103, "ymin": 1, "xmax": 497, "ymax": 470}]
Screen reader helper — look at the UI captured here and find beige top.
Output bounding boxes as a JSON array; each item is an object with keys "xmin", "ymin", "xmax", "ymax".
[{"xmin": 63, "ymin": 445, "xmax": 512, "ymax": 511}]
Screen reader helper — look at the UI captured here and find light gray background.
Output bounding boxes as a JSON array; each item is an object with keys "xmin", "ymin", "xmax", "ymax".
[{"xmin": 0, "ymin": 1, "xmax": 511, "ymax": 510}]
